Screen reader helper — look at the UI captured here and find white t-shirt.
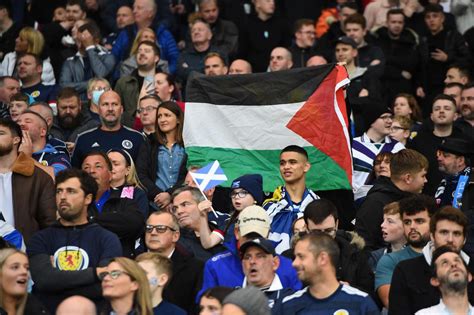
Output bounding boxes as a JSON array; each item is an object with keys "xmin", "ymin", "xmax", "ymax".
[{"xmin": 0, "ymin": 172, "xmax": 14, "ymax": 226}]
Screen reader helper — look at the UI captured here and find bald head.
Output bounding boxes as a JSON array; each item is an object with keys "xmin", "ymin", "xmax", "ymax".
[
  {"xmin": 56, "ymin": 296, "xmax": 97, "ymax": 315},
  {"xmin": 228, "ymin": 59, "xmax": 252, "ymax": 75},
  {"xmin": 269, "ymin": 47, "xmax": 293, "ymax": 72},
  {"xmin": 29, "ymin": 103, "xmax": 54, "ymax": 129},
  {"xmin": 306, "ymin": 55, "xmax": 328, "ymax": 67}
]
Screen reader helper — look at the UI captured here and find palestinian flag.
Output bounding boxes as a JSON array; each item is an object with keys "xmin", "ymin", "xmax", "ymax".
[{"xmin": 184, "ymin": 64, "xmax": 352, "ymax": 192}]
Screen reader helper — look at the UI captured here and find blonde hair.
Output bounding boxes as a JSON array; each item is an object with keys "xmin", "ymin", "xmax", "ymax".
[
  {"xmin": 393, "ymin": 115, "xmax": 412, "ymax": 130},
  {"xmin": 18, "ymin": 27, "xmax": 45, "ymax": 56},
  {"xmin": 130, "ymin": 28, "xmax": 156, "ymax": 57},
  {"xmin": 136, "ymin": 252, "xmax": 173, "ymax": 280},
  {"xmin": 0, "ymin": 249, "xmax": 28, "ymax": 315},
  {"xmin": 106, "ymin": 257, "xmax": 153, "ymax": 315}
]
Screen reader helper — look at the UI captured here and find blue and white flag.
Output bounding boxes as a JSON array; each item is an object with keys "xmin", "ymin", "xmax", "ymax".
[{"xmin": 190, "ymin": 160, "xmax": 228, "ymax": 192}]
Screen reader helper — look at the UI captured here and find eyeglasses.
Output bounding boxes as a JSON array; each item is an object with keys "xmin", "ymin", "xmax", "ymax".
[
  {"xmin": 92, "ymin": 86, "xmax": 111, "ymax": 92},
  {"xmin": 137, "ymin": 106, "xmax": 158, "ymax": 114},
  {"xmin": 390, "ymin": 126, "xmax": 407, "ymax": 132},
  {"xmin": 230, "ymin": 190, "xmax": 249, "ymax": 199},
  {"xmin": 145, "ymin": 224, "xmax": 176, "ymax": 233},
  {"xmin": 309, "ymin": 227, "xmax": 337, "ymax": 235},
  {"xmin": 98, "ymin": 270, "xmax": 130, "ymax": 281}
]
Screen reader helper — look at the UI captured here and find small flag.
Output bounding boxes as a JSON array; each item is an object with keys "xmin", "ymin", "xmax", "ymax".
[{"xmin": 190, "ymin": 160, "xmax": 228, "ymax": 192}]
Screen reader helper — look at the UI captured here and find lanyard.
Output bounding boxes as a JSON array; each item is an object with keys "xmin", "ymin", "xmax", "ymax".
[{"xmin": 453, "ymin": 175, "xmax": 469, "ymax": 208}]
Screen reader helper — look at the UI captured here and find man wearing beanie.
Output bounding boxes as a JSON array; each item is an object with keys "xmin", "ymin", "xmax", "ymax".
[
  {"xmin": 352, "ymin": 106, "xmax": 405, "ymax": 201},
  {"xmin": 197, "ymin": 205, "xmax": 301, "ymax": 301},
  {"xmin": 222, "ymin": 286, "xmax": 271, "ymax": 315}
]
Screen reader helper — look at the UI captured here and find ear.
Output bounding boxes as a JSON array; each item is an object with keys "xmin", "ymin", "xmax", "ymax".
[
  {"xmin": 304, "ymin": 161, "xmax": 311, "ymax": 173},
  {"xmin": 352, "ymin": 49, "xmax": 358, "ymax": 58},
  {"xmin": 40, "ymin": 127, "xmax": 47, "ymax": 137},
  {"xmin": 125, "ymin": 165, "xmax": 131, "ymax": 176},
  {"xmin": 130, "ymin": 280, "xmax": 139, "ymax": 292},
  {"xmin": 84, "ymin": 193, "xmax": 93, "ymax": 206},
  {"xmin": 430, "ymin": 277, "xmax": 440, "ymax": 287},
  {"xmin": 430, "ymin": 232, "xmax": 435, "ymax": 243},
  {"xmin": 453, "ymin": 112, "xmax": 459, "ymax": 121},
  {"xmin": 272, "ymin": 256, "xmax": 280, "ymax": 271},
  {"xmin": 335, "ymin": 219, "xmax": 339, "ymax": 231},
  {"xmin": 234, "ymin": 226, "xmax": 240, "ymax": 240},
  {"xmin": 224, "ymin": 66, "xmax": 228, "ymax": 74},
  {"xmin": 468, "ymin": 272, "xmax": 472, "ymax": 283},
  {"xmin": 154, "ymin": 55, "xmax": 160, "ymax": 64},
  {"xmin": 12, "ymin": 136, "xmax": 20, "ymax": 146},
  {"xmin": 172, "ymin": 230, "xmax": 180, "ymax": 243},
  {"xmin": 158, "ymin": 273, "xmax": 168, "ymax": 287},
  {"xmin": 430, "ymin": 112, "xmax": 434, "ymax": 122}
]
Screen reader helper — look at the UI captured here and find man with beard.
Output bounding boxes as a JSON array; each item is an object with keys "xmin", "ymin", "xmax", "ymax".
[
  {"xmin": 416, "ymin": 246, "xmax": 473, "ymax": 314},
  {"xmin": 115, "ymin": 40, "xmax": 161, "ymax": 127},
  {"xmin": 389, "ymin": 206, "xmax": 474, "ymax": 314},
  {"xmin": 26, "ymin": 168, "xmax": 121, "ymax": 312},
  {"xmin": 455, "ymin": 83, "xmax": 474, "ymax": 143},
  {"xmin": 17, "ymin": 110, "xmax": 71, "ymax": 176},
  {"xmin": 50, "ymin": 87, "xmax": 99, "ymax": 146},
  {"xmin": 71, "ymin": 90, "xmax": 144, "ymax": 167},
  {"xmin": 0, "ymin": 118, "xmax": 56, "ymax": 242},
  {"xmin": 375, "ymin": 195, "xmax": 436, "ymax": 308}
]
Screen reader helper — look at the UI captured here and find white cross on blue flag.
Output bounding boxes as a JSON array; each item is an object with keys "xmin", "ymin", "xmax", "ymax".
[{"xmin": 190, "ymin": 160, "xmax": 228, "ymax": 192}]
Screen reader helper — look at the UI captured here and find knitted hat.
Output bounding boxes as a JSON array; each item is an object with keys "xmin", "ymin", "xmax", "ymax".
[
  {"xmin": 231, "ymin": 174, "xmax": 263, "ymax": 205},
  {"xmin": 223, "ymin": 286, "xmax": 271, "ymax": 315},
  {"xmin": 363, "ymin": 105, "xmax": 392, "ymax": 131}
]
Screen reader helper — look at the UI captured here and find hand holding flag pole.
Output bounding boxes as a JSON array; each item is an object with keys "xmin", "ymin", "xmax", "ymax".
[{"xmin": 189, "ymin": 160, "xmax": 228, "ymax": 217}]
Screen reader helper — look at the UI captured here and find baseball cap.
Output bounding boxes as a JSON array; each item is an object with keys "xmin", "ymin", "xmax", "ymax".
[
  {"xmin": 335, "ymin": 36, "xmax": 357, "ymax": 49},
  {"xmin": 237, "ymin": 205, "xmax": 270, "ymax": 238},
  {"xmin": 239, "ymin": 237, "xmax": 276, "ymax": 257}
]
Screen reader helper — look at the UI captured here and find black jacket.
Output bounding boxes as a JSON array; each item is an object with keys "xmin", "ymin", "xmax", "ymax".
[
  {"xmin": 418, "ymin": 29, "xmax": 471, "ymax": 92},
  {"xmin": 335, "ymin": 230, "xmax": 374, "ymax": 295},
  {"xmin": 163, "ymin": 244, "xmax": 204, "ymax": 314},
  {"xmin": 289, "ymin": 42, "xmax": 327, "ymax": 68},
  {"xmin": 238, "ymin": 13, "xmax": 291, "ymax": 73},
  {"xmin": 89, "ymin": 189, "xmax": 145, "ymax": 258},
  {"xmin": 356, "ymin": 176, "xmax": 412, "ymax": 251},
  {"xmin": 388, "ymin": 248, "xmax": 474, "ymax": 315},
  {"xmin": 373, "ymin": 27, "xmax": 419, "ymax": 101},
  {"xmin": 0, "ymin": 294, "xmax": 50, "ymax": 315},
  {"xmin": 136, "ymin": 134, "xmax": 188, "ymax": 201}
]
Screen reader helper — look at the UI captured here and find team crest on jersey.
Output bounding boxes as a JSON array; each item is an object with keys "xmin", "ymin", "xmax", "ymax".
[
  {"xmin": 53, "ymin": 246, "xmax": 89, "ymax": 271},
  {"xmin": 122, "ymin": 140, "xmax": 133, "ymax": 149},
  {"xmin": 333, "ymin": 310, "xmax": 349, "ymax": 315},
  {"xmin": 31, "ymin": 90, "xmax": 40, "ymax": 98},
  {"xmin": 40, "ymin": 160, "xmax": 49, "ymax": 166}
]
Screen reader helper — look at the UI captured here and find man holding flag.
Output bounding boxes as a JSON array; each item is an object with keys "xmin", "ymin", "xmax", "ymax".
[
  {"xmin": 184, "ymin": 64, "xmax": 354, "ymax": 247},
  {"xmin": 264, "ymin": 145, "xmax": 320, "ymax": 254}
]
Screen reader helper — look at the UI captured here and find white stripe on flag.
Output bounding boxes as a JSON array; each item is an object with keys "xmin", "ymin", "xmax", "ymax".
[{"xmin": 184, "ymin": 102, "xmax": 313, "ymax": 150}]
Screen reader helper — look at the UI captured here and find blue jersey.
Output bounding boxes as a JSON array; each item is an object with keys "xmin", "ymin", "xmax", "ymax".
[
  {"xmin": 22, "ymin": 83, "xmax": 58, "ymax": 103},
  {"xmin": 272, "ymin": 285, "xmax": 380, "ymax": 315},
  {"xmin": 71, "ymin": 126, "xmax": 145, "ymax": 167},
  {"xmin": 32, "ymin": 144, "xmax": 71, "ymax": 175}
]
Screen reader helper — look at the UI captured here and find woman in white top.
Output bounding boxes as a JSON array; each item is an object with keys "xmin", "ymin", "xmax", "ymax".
[{"xmin": 1, "ymin": 27, "xmax": 55, "ymax": 85}]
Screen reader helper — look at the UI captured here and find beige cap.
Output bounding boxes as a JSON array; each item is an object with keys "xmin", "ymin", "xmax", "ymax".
[{"xmin": 237, "ymin": 205, "xmax": 270, "ymax": 238}]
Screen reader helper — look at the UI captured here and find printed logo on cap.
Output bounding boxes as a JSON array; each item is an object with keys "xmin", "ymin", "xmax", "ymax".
[{"xmin": 122, "ymin": 140, "xmax": 133, "ymax": 149}]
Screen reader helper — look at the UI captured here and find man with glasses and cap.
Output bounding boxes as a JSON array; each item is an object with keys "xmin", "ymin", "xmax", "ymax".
[{"xmin": 144, "ymin": 210, "xmax": 203, "ymax": 314}]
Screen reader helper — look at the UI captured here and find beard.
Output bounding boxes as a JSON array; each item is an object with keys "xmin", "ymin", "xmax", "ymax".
[
  {"xmin": 440, "ymin": 271, "xmax": 469, "ymax": 293},
  {"xmin": 58, "ymin": 113, "xmax": 82, "ymax": 130},
  {"xmin": 407, "ymin": 232, "xmax": 430, "ymax": 249},
  {"xmin": 0, "ymin": 141, "xmax": 14, "ymax": 157}
]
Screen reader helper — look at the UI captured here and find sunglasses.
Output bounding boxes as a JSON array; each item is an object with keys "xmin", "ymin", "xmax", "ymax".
[
  {"xmin": 98, "ymin": 270, "xmax": 130, "ymax": 281},
  {"xmin": 145, "ymin": 224, "xmax": 176, "ymax": 234}
]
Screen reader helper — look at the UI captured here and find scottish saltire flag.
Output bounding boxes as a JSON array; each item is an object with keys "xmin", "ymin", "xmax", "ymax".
[
  {"xmin": 184, "ymin": 64, "xmax": 352, "ymax": 191},
  {"xmin": 190, "ymin": 160, "xmax": 228, "ymax": 192}
]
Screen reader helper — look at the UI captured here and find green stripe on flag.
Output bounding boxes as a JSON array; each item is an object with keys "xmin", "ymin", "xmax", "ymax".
[{"xmin": 186, "ymin": 146, "xmax": 351, "ymax": 192}]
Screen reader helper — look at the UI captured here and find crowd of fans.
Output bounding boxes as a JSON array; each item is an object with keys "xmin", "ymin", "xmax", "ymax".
[{"xmin": 0, "ymin": 0, "xmax": 473, "ymax": 314}]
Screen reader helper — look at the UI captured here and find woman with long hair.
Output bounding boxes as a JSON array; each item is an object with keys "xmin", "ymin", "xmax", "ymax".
[
  {"xmin": 0, "ymin": 27, "xmax": 55, "ymax": 85},
  {"xmin": 392, "ymin": 93, "xmax": 422, "ymax": 123},
  {"xmin": 136, "ymin": 101, "xmax": 187, "ymax": 210},
  {"xmin": 0, "ymin": 248, "xmax": 49, "ymax": 315},
  {"xmin": 100, "ymin": 257, "xmax": 153, "ymax": 315},
  {"xmin": 154, "ymin": 72, "xmax": 180, "ymax": 102},
  {"xmin": 108, "ymin": 149, "xmax": 149, "ymax": 218}
]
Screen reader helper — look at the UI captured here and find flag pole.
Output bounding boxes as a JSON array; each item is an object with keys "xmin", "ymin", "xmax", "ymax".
[{"xmin": 190, "ymin": 173, "xmax": 218, "ymax": 217}]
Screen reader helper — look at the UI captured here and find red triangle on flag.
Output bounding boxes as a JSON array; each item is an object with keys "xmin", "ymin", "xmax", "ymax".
[{"xmin": 286, "ymin": 65, "xmax": 352, "ymax": 186}]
